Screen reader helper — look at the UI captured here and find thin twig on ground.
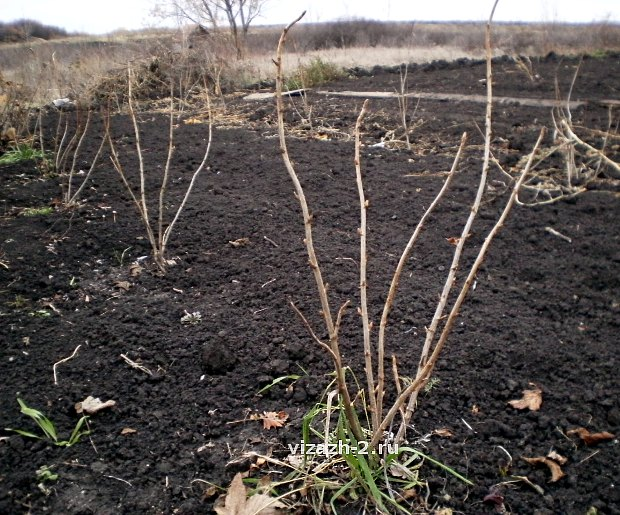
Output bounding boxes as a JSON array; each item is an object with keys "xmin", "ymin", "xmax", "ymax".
[{"xmin": 53, "ymin": 345, "xmax": 81, "ymax": 385}]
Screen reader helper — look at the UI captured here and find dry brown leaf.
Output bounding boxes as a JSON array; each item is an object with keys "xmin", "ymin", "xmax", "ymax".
[
  {"xmin": 547, "ymin": 450, "xmax": 567, "ymax": 464},
  {"xmin": 75, "ymin": 396, "xmax": 116, "ymax": 414},
  {"xmin": 522, "ymin": 456, "xmax": 565, "ymax": 482},
  {"xmin": 401, "ymin": 488, "xmax": 418, "ymax": 501},
  {"xmin": 510, "ymin": 474, "xmax": 545, "ymax": 495},
  {"xmin": 432, "ymin": 428, "xmax": 454, "ymax": 438},
  {"xmin": 567, "ymin": 427, "xmax": 615, "ymax": 445},
  {"xmin": 229, "ymin": 238, "xmax": 250, "ymax": 248},
  {"xmin": 446, "ymin": 237, "xmax": 461, "ymax": 246},
  {"xmin": 129, "ymin": 263, "xmax": 143, "ymax": 277},
  {"xmin": 214, "ymin": 473, "xmax": 285, "ymax": 515},
  {"xmin": 121, "ymin": 427, "xmax": 137, "ymax": 435},
  {"xmin": 260, "ymin": 411, "xmax": 289, "ymax": 430},
  {"xmin": 508, "ymin": 384, "xmax": 542, "ymax": 411},
  {"xmin": 114, "ymin": 280, "xmax": 131, "ymax": 291},
  {"xmin": 202, "ymin": 485, "xmax": 219, "ymax": 500}
]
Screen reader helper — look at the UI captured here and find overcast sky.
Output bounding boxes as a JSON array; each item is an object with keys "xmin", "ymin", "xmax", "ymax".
[{"xmin": 2, "ymin": 0, "xmax": 619, "ymax": 35}]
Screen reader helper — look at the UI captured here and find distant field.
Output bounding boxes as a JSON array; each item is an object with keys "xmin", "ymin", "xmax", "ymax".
[{"xmin": 1, "ymin": 20, "xmax": 619, "ymax": 107}]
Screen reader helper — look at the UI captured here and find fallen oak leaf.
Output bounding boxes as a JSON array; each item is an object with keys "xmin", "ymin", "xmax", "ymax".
[
  {"xmin": 522, "ymin": 456, "xmax": 565, "ymax": 482},
  {"xmin": 567, "ymin": 427, "xmax": 615, "ymax": 446},
  {"xmin": 259, "ymin": 411, "xmax": 289, "ymax": 430},
  {"xmin": 214, "ymin": 472, "xmax": 285, "ymax": 515},
  {"xmin": 508, "ymin": 383, "xmax": 542, "ymax": 411}
]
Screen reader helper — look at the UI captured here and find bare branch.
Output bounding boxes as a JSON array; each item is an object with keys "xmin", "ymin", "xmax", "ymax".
[
  {"xmin": 274, "ymin": 12, "xmax": 365, "ymax": 443},
  {"xmin": 353, "ymin": 99, "xmax": 378, "ymax": 431},
  {"xmin": 375, "ymin": 132, "xmax": 467, "ymax": 433}
]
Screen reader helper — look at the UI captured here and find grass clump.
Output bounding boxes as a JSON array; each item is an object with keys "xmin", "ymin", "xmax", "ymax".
[
  {"xmin": 20, "ymin": 206, "xmax": 54, "ymax": 217},
  {"xmin": 286, "ymin": 58, "xmax": 344, "ymax": 90},
  {"xmin": 0, "ymin": 143, "xmax": 49, "ymax": 166},
  {"xmin": 6, "ymin": 398, "xmax": 90, "ymax": 447}
]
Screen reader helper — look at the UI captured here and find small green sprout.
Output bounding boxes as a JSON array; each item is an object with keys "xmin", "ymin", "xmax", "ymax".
[
  {"xmin": 181, "ymin": 310, "xmax": 202, "ymax": 325},
  {"xmin": 36, "ymin": 465, "xmax": 58, "ymax": 482},
  {"xmin": 6, "ymin": 295, "xmax": 28, "ymax": 309},
  {"xmin": 423, "ymin": 377, "xmax": 441, "ymax": 393},
  {"xmin": 36, "ymin": 465, "xmax": 58, "ymax": 496},
  {"xmin": 29, "ymin": 309, "xmax": 51, "ymax": 318},
  {"xmin": 257, "ymin": 374, "xmax": 302, "ymax": 395},
  {"xmin": 5, "ymin": 398, "xmax": 90, "ymax": 447}
]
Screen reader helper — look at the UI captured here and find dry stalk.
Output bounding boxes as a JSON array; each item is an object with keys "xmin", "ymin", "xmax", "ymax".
[
  {"xmin": 560, "ymin": 119, "xmax": 620, "ymax": 178},
  {"xmin": 523, "ymin": 55, "xmax": 618, "ymax": 205},
  {"xmin": 392, "ymin": 0, "xmax": 498, "ymax": 443},
  {"xmin": 377, "ymin": 126, "xmax": 546, "ymax": 449},
  {"xmin": 66, "ymin": 112, "xmax": 106, "ymax": 205},
  {"xmin": 120, "ymin": 353, "xmax": 153, "ymax": 376},
  {"xmin": 397, "ymin": 64, "xmax": 418, "ymax": 150},
  {"xmin": 274, "ymin": 11, "xmax": 364, "ymax": 442},
  {"xmin": 106, "ymin": 66, "xmax": 213, "ymax": 273},
  {"xmin": 53, "ymin": 108, "xmax": 105, "ymax": 205},
  {"xmin": 53, "ymin": 344, "xmax": 81, "ymax": 385},
  {"xmin": 375, "ymin": 132, "xmax": 467, "ymax": 435},
  {"xmin": 353, "ymin": 99, "xmax": 377, "ymax": 431}
]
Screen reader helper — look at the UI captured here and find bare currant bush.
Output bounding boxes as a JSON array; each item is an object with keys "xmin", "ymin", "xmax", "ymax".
[
  {"xmin": 106, "ymin": 66, "xmax": 213, "ymax": 273},
  {"xmin": 52, "ymin": 107, "xmax": 106, "ymax": 206},
  {"xmin": 273, "ymin": 5, "xmax": 546, "ymax": 507}
]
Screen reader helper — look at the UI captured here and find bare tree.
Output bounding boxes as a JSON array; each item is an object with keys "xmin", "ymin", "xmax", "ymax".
[{"xmin": 160, "ymin": 0, "xmax": 267, "ymax": 58}]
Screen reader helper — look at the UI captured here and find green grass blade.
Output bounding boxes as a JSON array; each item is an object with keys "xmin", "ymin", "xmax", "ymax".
[
  {"xmin": 65, "ymin": 416, "xmax": 90, "ymax": 446},
  {"xmin": 257, "ymin": 374, "xmax": 301, "ymax": 395},
  {"xmin": 399, "ymin": 446, "xmax": 474, "ymax": 486},
  {"xmin": 4, "ymin": 428, "xmax": 43, "ymax": 440},
  {"xmin": 17, "ymin": 398, "xmax": 58, "ymax": 442}
]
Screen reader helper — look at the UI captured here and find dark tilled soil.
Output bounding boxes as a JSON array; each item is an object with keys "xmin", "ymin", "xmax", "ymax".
[{"xmin": 1, "ymin": 54, "xmax": 619, "ymax": 514}]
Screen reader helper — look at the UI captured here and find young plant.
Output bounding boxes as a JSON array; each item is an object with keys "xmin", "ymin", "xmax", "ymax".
[
  {"xmin": 106, "ymin": 66, "xmax": 213, "ymax": 273},
  {"xmin": 396, "ymin": 63, "xmax": 420, "ymax": 151},
  {"xmin": 274, "ymin": 4, "xmax": 546, "ymax": 509},
  {"xmin": 36, "ymin": 465, "xmax": 59, "ymax": 496},
  {"xmin": 6, "ymin": 398, "xmax": 90, "ymax": 447},
  {"xmin": 53, "ymin": 107, "xmax": 106, "ymax": 206}
]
